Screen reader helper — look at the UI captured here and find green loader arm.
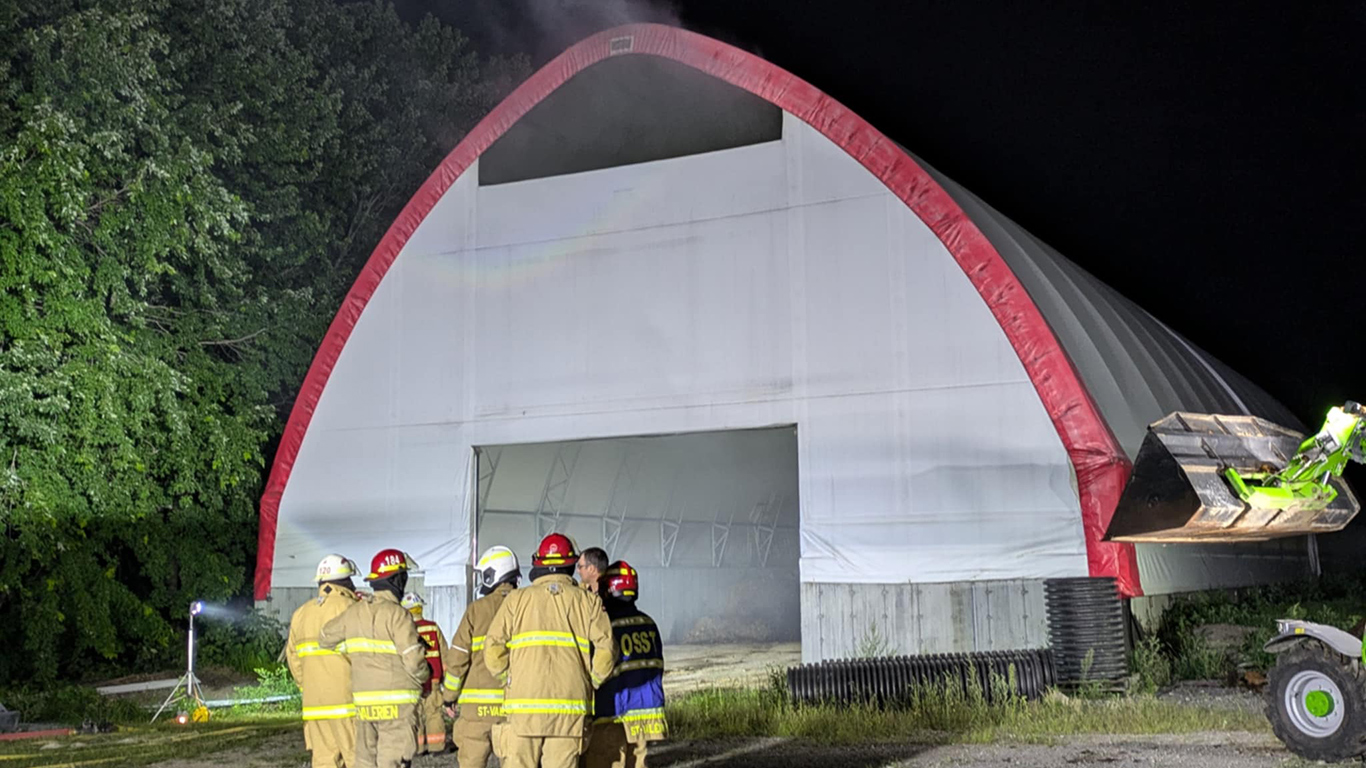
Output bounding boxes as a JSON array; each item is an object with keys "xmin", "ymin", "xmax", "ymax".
[{"xmin": 1225, "ymin": 401, "xmax": 1366, "ymax": 512}]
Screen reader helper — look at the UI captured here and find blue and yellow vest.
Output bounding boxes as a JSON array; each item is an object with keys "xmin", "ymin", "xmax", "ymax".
[{"xmin": 594, "ymin": 600, "xmax": 667, "ymax": 741}]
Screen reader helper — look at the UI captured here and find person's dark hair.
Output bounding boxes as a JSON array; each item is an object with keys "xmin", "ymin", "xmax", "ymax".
[{"xmin": 580, "ymin": 547, "xmax": 608, "ymax": 573}]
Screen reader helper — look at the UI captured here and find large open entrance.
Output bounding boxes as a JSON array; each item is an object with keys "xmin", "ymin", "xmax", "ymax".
[{"xmin": 473, "ymin": 426, "xmax": 801, "ymax": 678}]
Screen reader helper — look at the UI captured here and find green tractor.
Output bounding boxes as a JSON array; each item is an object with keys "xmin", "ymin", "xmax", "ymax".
[
  {"xmin": 1263, "ymin": 619, "xmax": 1366, "ymax": 761},
  {"xmin": 1107, "ymin": 401, "xmax": 1366, "ymax": 761}
]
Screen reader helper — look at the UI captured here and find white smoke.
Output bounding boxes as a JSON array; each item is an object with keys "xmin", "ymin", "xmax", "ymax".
[{"xmin": 462, "ymin": 0, "xmax": 685, "ymax": 65}]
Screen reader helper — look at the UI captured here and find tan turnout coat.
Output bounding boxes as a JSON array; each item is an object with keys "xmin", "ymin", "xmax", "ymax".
[
  {"xmin": 442, "ymin": 582, "xmax": 516, "ymax": 721},
  {"xmin": 318, "ymin": 590, "xmax": 430, "ymax": 720},
  {"xmin": 484, "ymin": 573, "xmax": 616, "ymax": 737},
  {"xmin": 286, "ymin": 582, "xmax": 358, "ymax": 723}
]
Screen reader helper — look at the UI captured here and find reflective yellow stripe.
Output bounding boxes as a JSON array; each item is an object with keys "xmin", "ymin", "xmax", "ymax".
[
  {"xmin": 502, "ymin": 698, "xmax": 587, "ymax": 714},
  {"xmin": 457, "ymin": 688, "xmax": 506, "ymax": 704},
  {"xmin": 301, "ymin": 704, "xmax": 355, "ymax": 720},
  {"xmin": 618, "ymin": 707, "xmax": 665, "ymax": 722},
  {"xmin": 295, "ymin": 641, "xmax": 342, "ymax": 657},
  {"xmin": 443, "ymin": 673, "xmax": 463, "ymax": 692},
  {"xmin": 507, "ymin": 632, "xmax": 589, "ymax": 652},
  {"xmin": 343, "ymin": 638, "xmax": 398, "ymax": 654},
  {"xmin": 353, "ymin": 690, "xmax": 421, "ymax": 705},
  {"xmin": 471, "ymin": 635, "xmax": 486, "ymax": 652},
  {"xmin": 610, "ymin": 616, "xmax": 653, "ymax": 628}
]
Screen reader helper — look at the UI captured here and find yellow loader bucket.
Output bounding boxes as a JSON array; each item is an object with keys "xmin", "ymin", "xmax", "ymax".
[{"xmin": 1104, "ymin": 412, "xmax": 1360, "ymax": 543}]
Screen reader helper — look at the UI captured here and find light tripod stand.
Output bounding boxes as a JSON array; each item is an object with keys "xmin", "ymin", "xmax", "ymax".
[{"xmin": 152, "ymin": 601, "xmax": 207, "ymax": 723}]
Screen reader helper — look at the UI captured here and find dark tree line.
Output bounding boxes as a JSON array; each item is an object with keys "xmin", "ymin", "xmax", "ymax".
[{"xmin": 0, "ymin": 0, "xmax": 525, "ymax": 682}]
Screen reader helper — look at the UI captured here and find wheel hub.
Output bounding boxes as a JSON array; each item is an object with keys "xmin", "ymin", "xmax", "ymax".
[
  {"xmin": 1285, "ymin": 669, "xmax": 1345, "ymax": 738},
  {"xmin": 1305, "ymin": 689, "xmax": 1335, "ymax": 718}
]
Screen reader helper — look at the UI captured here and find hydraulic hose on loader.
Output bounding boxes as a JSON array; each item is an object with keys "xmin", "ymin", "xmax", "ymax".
[{"xmin": 1104, "ymin": 402, "xmax": 1364, "ymax": 543}]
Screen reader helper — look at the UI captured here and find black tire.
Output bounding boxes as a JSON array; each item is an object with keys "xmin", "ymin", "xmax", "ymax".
[{"xmin": 1266, "ymin": 640, "xmax": 1366, "ymax": 762}]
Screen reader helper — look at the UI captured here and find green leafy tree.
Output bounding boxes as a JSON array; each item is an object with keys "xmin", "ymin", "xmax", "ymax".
[{"xmin": 0, "ymin": 0, "xmax": 524, "ymax": 682}]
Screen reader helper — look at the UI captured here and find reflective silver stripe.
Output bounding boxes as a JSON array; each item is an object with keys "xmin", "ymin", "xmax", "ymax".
[
  {"xmin": 618, "ymin": 707, "xmax": 665, "ymax": 722},
  {"xmin": 343, "ymin": 638, "xmax": 398, "ymax": 654},
  {"xmin": 443, "ymin": 673, "xmax": 463, "ymax": 691},
  {"xmin": 353, "ymin": 690, "xmax": 421, "ymax": 705},
  {"xmin": 610, "ymin": 658, "xmax": 665, "ymax": 678},
  {"xmin": 502, "ymin": 699, "xmax": 587, "ymax": 714},
  {"xmin": 457, "ymin": 688, "xmax": 505, "ymax": 704},
  {"xmin": 301, "ymin": 704, "xmax": 355, "ymax": 720},
  {"xmin": 507, "ymin": 632, "xmax": 589, "ymax": 651},
  {"xmin": 295, "ymin": 641, "xmax": 341, "ymax": 657}
]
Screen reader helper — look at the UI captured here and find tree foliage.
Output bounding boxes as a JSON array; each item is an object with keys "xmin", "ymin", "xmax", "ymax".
[{"xmin": 0, "ymin": 0, "xmax": 524, "ymax": 682}]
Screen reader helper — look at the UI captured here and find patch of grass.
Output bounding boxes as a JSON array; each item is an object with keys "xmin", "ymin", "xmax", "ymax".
[
  {"xmin": 666, "ymin": 673, "xmax": 1266, "ymax": 745},
  {"xmin": 222, "ymin": 665, "xmax": 301, "ymax": 717},
  {"xmin": 0, "ymin": 720, "xmax": 300, "ymax": 768},
  {"xmin": 1130, "ymin": 634, "xmax": 1172, "ymax": 694}
]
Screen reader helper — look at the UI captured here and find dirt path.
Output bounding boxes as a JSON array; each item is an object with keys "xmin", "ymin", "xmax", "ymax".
[{"xmin": 662, "ymin": 642, "xmax": 801, "ymax": 696}]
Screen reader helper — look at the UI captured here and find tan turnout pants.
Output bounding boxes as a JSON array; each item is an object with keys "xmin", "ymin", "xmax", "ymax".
[
  {"xmin": 304, "ymin": 717, "xmax": 356, "ymax": 768},
  {"xmin": 454, "ymin": 718, "xmax": 497, "ymax": 768},
  {"xmin": 496, "ymin": 729, "xmax": 583, "ymax": 768},
  {"xmin": 354, "ymin": 704, "xmax": 418, "ymax": 768},
  {"xmin": 582, "ymin": 721, "xmax": 647, "ymax": 768},
  {"xmin": 416, "ymin": 689, "xmax": 447, "ymax": 753}
]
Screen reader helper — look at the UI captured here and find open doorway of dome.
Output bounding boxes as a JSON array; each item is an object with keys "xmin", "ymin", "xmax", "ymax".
[{"xmin": 471, "ymin": 426, "xmax": 801, "ymax": 690}]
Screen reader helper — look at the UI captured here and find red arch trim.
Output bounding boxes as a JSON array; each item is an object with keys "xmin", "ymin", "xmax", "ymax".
[{"xmin": 254, "ymin": 23, "xmax": 1141, "ymax": 600}]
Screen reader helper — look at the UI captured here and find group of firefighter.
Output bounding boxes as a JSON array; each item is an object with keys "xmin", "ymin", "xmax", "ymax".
[{"xmin": 285, "ymin": 533, "xmax": 665, "ymax": 768}]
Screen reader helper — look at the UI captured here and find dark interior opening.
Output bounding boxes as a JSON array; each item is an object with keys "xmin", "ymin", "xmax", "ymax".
[{"xmin": 479, "ymin": 55, "xmax": 782, "ymax": 186}]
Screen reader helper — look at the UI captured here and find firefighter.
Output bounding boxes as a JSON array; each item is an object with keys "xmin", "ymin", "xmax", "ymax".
[
  {"xmin": 575, "ymin": 548, "xmax": 608, "ymax": 594},
  {"xmin": 286, "ymin": 554, "xmax": 361, "ymax": 768},
  {"xmin": 484, "ymin": 533, "xmax": 616, "ymax": 768},
  {"xmin": 441, "ymin": 545, "xmax": 522, "ymax": 768},
  {"xmin": 402, "ymin": 592, "xmax": 449, "ymax": 755},
  {"xmin": 320, "ymin": 549, "xmax": 430, "ymax": 768},
  {"xmin": 583, "ymin": 562, "xmax": 667, "ymax": 768}
]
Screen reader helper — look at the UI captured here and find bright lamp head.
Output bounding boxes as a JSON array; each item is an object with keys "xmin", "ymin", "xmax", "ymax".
[{"xmin": 190, "ymin": 600, "xmax": 205, "ymax": 617}]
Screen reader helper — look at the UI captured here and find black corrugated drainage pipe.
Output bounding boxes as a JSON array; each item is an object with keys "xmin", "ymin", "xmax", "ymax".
[
  {"xmin": 786, "ymin": 649, "xmax": 1056, "ymax": 706},
  {"xmin": 1044, "ymin": 576, "xmax": 1129, "ymax": 691}
]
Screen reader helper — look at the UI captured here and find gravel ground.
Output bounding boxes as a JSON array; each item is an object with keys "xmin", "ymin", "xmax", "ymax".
[
  {"xmin": 143, "ymin": 730, "xmax": 1305, "ymax": 768},
  {"xmin": 1155, "ymin": 681, "xmax": 1267, "ymax": 715},
  {"xmin": 644, "ymin": 733, "xmax": 1300, "ymax": 768}
]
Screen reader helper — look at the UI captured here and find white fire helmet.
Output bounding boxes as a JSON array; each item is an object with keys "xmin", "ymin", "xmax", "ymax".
[
  {"xmin": 401, "ymin": 592, "xmax": 425, "ymax": 615},
  {"xmin": 314, "ymin": 554, "xmax": 358, "ymax": 583},
  {"xmin": 476, "ymin": 546, "xmax": 520, "ymax": 591}
]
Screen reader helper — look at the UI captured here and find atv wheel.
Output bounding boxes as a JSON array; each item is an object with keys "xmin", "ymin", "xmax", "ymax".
[{"xmin": 1266, "ymin": 640, "xmax": 1366, "ymax": 762}]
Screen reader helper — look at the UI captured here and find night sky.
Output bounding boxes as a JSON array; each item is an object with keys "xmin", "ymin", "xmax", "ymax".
[{"xmin": 399, "ymin": 0, "xmax": 1364, "ymax": 430}]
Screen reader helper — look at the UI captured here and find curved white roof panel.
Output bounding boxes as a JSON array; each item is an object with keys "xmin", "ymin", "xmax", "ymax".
[{"xmin": 916, "ymin": 155, "xmax": 1302, "ymax": 455}]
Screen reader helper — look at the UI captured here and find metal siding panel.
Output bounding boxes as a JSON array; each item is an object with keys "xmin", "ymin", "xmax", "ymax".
[
  {"xmin": 801, "ymin": 581, "xmax": 1049, "ymax": 660},
  {"xmin": 257, "ymin": 588, "xmax": 317, "ymax": 635},
  {"xmin": 800, "ymin": 582, "xmax": 822, "ymax": 662},
  {"xmin": 1023, "ymin": 580, "xmax": 1049, "ymax": 648}
]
